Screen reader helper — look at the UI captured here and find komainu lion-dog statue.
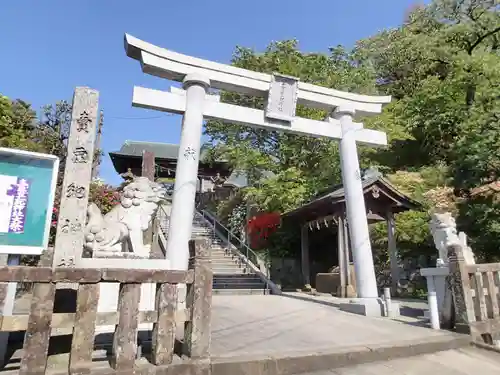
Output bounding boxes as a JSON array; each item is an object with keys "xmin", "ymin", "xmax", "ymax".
[
  {"xmin": 84, "ymin": 177, "xmax": 166, "ymax": 257},
  {"xmin": 429, "ymin": 212, "xmax": 475, "ymax": 266}
]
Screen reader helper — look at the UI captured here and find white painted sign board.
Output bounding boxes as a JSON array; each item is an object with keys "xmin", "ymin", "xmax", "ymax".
[{"xmin": 266, "ymin": 73, "xmax": 299, "ymax": 122}]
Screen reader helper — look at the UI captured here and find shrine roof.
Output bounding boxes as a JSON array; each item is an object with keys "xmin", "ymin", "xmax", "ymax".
[
  {"xmin": 109, "ymin": 141, "xmax": 232, "ymax": 179},
  {"xmin": 110, "ymin": 141, "xmax": 214, "ymax": 160},
  {"xmin": 282, "ymin": 168, "xmax": 423, "ymax": 223}
]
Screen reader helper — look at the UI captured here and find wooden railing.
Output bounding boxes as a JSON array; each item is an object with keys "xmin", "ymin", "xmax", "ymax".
[
  {"xmin": 448, "ymin": 244, "xmax": 500, "ymax": 344},
  {"xmin": 0, "ymin": 239, "xmax": 212, "ymax": 375}
]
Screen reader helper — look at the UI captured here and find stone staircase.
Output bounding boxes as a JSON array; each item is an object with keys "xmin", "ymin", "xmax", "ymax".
[
  {"xmin": 191, "ymin": 212, "xmax": 269, "ymax": 295},
  {"xmin": 158, "ymin": 206, "xmax": 270, "ymax": 295}
]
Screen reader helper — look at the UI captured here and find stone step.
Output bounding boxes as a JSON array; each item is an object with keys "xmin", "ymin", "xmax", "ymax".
[
  {"xmin": 210, "ymin": 251, "xmax": 238, "ymax": 256},
  {"xmin": 214, "ymin": 278, "xmax": 264, "ymax": 285},
  {"xmin": 214, "ymin": 275, "xmax": 265, "ymax": 285},
  {"xmin": 210, "ymin": 250, "xmax": 232, "ymax": 255},
  {"xmin": 212, "ymin": 264, "xmax": 246, "ymax": 270},
  {"xmin": 214, "ymin": 273, "xmax": 262, "ymax": 279},
  {"xmin": 213, "ymin": 269, "xmax": 247, "ymax": 274},
  {"xmin": 192, "ymin": 237, "xmax": 214, "ymax": 242},
  {"xmin": 213, "ymin": 279, "xmax": 265, "ymax": 284},
  {"xmin": 211, "ymin": 256, "xmax": 241, "ymax": 261},
  {"xmin": 213, "ymin": 269, "xmax": 249, "ymax": 275},
  {"xmin": 210, "ymin": 256, "xmax": 240, "ymax": 262},
  {"xmin": 211, "ymin": 252, "xmax": 239, "ymax": 258},
  {"xmin": 211, "ymin": 263, "xmax": 242, "ymax": 269},
  {"xmin": 210, "ymin": 253, "xmax": 237, "ymax": 258},
  {"xmin": 212, "ymin": 288, "xmax": 269, "ymax": 295},
  {"xmin": 213, "ymin": 274, "xmax": 251, "ymax": 279},
  {"xmin": 210, "ymin": 251, "xmax": 238, "ymax": 261},
  {"xmin": 211, "ymin": 261, "xmax": 240, "ymax": 267},
  {"xmin": 212, "ymin": 269, "xmax": 245, "ymax": 274}
]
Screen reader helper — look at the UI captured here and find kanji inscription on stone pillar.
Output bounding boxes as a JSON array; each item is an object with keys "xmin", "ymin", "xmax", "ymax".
[{"xmin": 53, "ymin": 87, "xmax": 99, "ymax": 268}]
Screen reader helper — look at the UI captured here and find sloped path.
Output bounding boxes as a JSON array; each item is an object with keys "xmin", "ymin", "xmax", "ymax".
[
  {"xmin": 302, "ymin": 347, "xmax": 500, "ymax": 374},
  {"xmin": 210, "ymin": 295, "xmax": 460, "ymax": 357}
]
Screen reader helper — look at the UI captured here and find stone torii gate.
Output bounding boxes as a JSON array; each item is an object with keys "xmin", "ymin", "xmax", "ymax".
[{"xmin": 124, "ymin": 34, "xmax": 392, "ymax": 313}]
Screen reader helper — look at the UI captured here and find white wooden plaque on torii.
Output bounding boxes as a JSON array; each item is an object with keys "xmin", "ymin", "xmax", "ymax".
[
  {"xmin": 124, "ymin": 34, "xmax": 391, "ymax": 302},
  {"xmin": 266, "ymin": 73, "xmax": 299, "ymax": 122}
]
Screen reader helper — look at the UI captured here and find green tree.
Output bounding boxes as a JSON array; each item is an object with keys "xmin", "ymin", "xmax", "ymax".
[
  {"xmin": 34, "ymin": 101, "xmax": 72, "ymax": 158},
  {"xmin": 0, "ymin": 95, "xmax": 39, "ymax": 150},
  {"xmin": 207, "ymin": 0, "xmax": 500, "ymax": 264},
  {"xmin": 355, "ymin": 0, "xmax": 500, "ymax": 261},
  {"xmin": 356, "ymin": 0, "xmax": 500, "ymax": 168},
  {"xmin": 205, "ymin": 40, "xmax": 387, "ymax": 213}
]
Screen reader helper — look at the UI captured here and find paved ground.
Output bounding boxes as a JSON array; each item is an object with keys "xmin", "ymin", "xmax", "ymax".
[
  {"xmin": 9, "ymin": 293, "xmax": 495, "ymax": 374},
  {"xmin": 13, "ymin": 292, "xmax": 454, "ymax": 357},
  {"xmin": 8, "ymin": 294, "xmax": 500, "ymax": 375},
  {"xmin": 301, "ymin": 347, "xmax": 500, "ymax": 374},
  {"xmin": 281, "ymin": 292, "xmax": 429, "ymax": 318},
  {"xmin": 210, "ymin": 294, "xmax": 450, "ymax": 356}
]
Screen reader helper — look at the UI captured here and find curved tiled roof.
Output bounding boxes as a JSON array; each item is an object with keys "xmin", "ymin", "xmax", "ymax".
[
  {"xmin": 282, "ymin": 168, "xmax": 422, "ymax": 221},
  {"xmin": 108, "ymin": 141, "xmax": 231, "ymax": 179},
  {"xmin": 109, "ymin": 140, "xmax": 215, "ymax": 161}
]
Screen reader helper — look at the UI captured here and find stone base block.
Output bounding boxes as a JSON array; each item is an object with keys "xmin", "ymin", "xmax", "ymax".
[
  {"xmin": 339, "ymin": 298, "xmax": 401, "ymax": 317},
  {"xmin": 336, "ymin": 285, "xmax": 357, "ymax": 298}
]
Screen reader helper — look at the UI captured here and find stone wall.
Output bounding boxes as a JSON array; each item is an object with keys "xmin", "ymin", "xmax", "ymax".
[{"xmin": 269, "ymin": 257, "xmax": 302, "ymax": 290}]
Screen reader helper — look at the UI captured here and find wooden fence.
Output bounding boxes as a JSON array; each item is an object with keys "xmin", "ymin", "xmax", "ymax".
[
  {"xmin": 0, "ymin": 239, "xmax": 212, "ymax": 375},
  {"xmin": 448, "ymin": 244, "xmax": 500, "ymax": 344}
]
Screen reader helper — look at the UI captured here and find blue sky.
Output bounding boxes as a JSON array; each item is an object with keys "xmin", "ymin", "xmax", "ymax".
[{"xmin": 1, "ymin": 0, "xmax": 424, "ymax": 185}]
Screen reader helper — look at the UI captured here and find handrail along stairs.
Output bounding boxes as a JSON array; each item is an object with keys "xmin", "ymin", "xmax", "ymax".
[
  {"xmin": 196, "ymin": 209, "xmax": 281, "ymax": 295},
  {"xmin": 156, "ymin": 199, "xmax": 280, "ymax": 295}
]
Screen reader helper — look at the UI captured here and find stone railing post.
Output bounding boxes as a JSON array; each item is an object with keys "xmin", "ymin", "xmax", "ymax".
[
  {"xmin": 184, "ymin": 239, "xmax": 212, "ymax": 358},
  {"xmin": 447, "ymin": 244, "xmax": 474, "ymax": 334}
]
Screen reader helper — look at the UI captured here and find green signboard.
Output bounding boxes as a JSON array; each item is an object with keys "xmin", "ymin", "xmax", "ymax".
[{"xmin": 0, "ymin": 148, "xmax": 59, "ymax": 255}]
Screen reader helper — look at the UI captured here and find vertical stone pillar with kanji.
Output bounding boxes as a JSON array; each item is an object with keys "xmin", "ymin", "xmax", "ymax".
[{"xmin": 53, "ymin": 87, "xmax": 99, "ymax": 268}]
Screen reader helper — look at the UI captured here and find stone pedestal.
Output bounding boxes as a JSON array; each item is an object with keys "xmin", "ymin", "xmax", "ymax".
[
  {"xmin": 339, "ymin": 298, "xmax": 401, "ymax": 317},
  {"xmin": 420, "ymin": 266, "xmax": 451, "ymax": 326},
  {"xmin": 316, "ymin": 264, "xmax": 357, "ymax": 297}
]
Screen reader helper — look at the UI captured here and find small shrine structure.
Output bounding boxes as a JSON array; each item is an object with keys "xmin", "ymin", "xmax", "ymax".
[{"xmin": 282, "ymin": 168, "xmax": 422, "ymax": 296}]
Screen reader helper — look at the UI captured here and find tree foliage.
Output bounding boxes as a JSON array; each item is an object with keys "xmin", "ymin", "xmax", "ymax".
[
  {"xmin": 205, "ymin": 0, "xmax": 500, "ymax": 262},
  {"xmin": 0, "ymin": 96, "xmax": 39, "ymax": 150}
]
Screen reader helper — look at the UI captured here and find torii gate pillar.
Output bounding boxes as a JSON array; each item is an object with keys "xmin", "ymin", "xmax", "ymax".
[
  {"xmin": 166, "ymin": 73, "xmax": 210, "ymax": 270},
  {"xmin": 335, "ymin": 107, "xmax": 378, "ymax": 299}
]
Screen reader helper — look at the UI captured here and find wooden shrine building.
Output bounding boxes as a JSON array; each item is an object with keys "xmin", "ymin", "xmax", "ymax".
[
  {"xmin": 281, "ymin": 168, "xmax": 422, "ymax": 297},
  {"xmin": 109, "ymin": 140, "xmax": 233, "ymax": 191}
]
